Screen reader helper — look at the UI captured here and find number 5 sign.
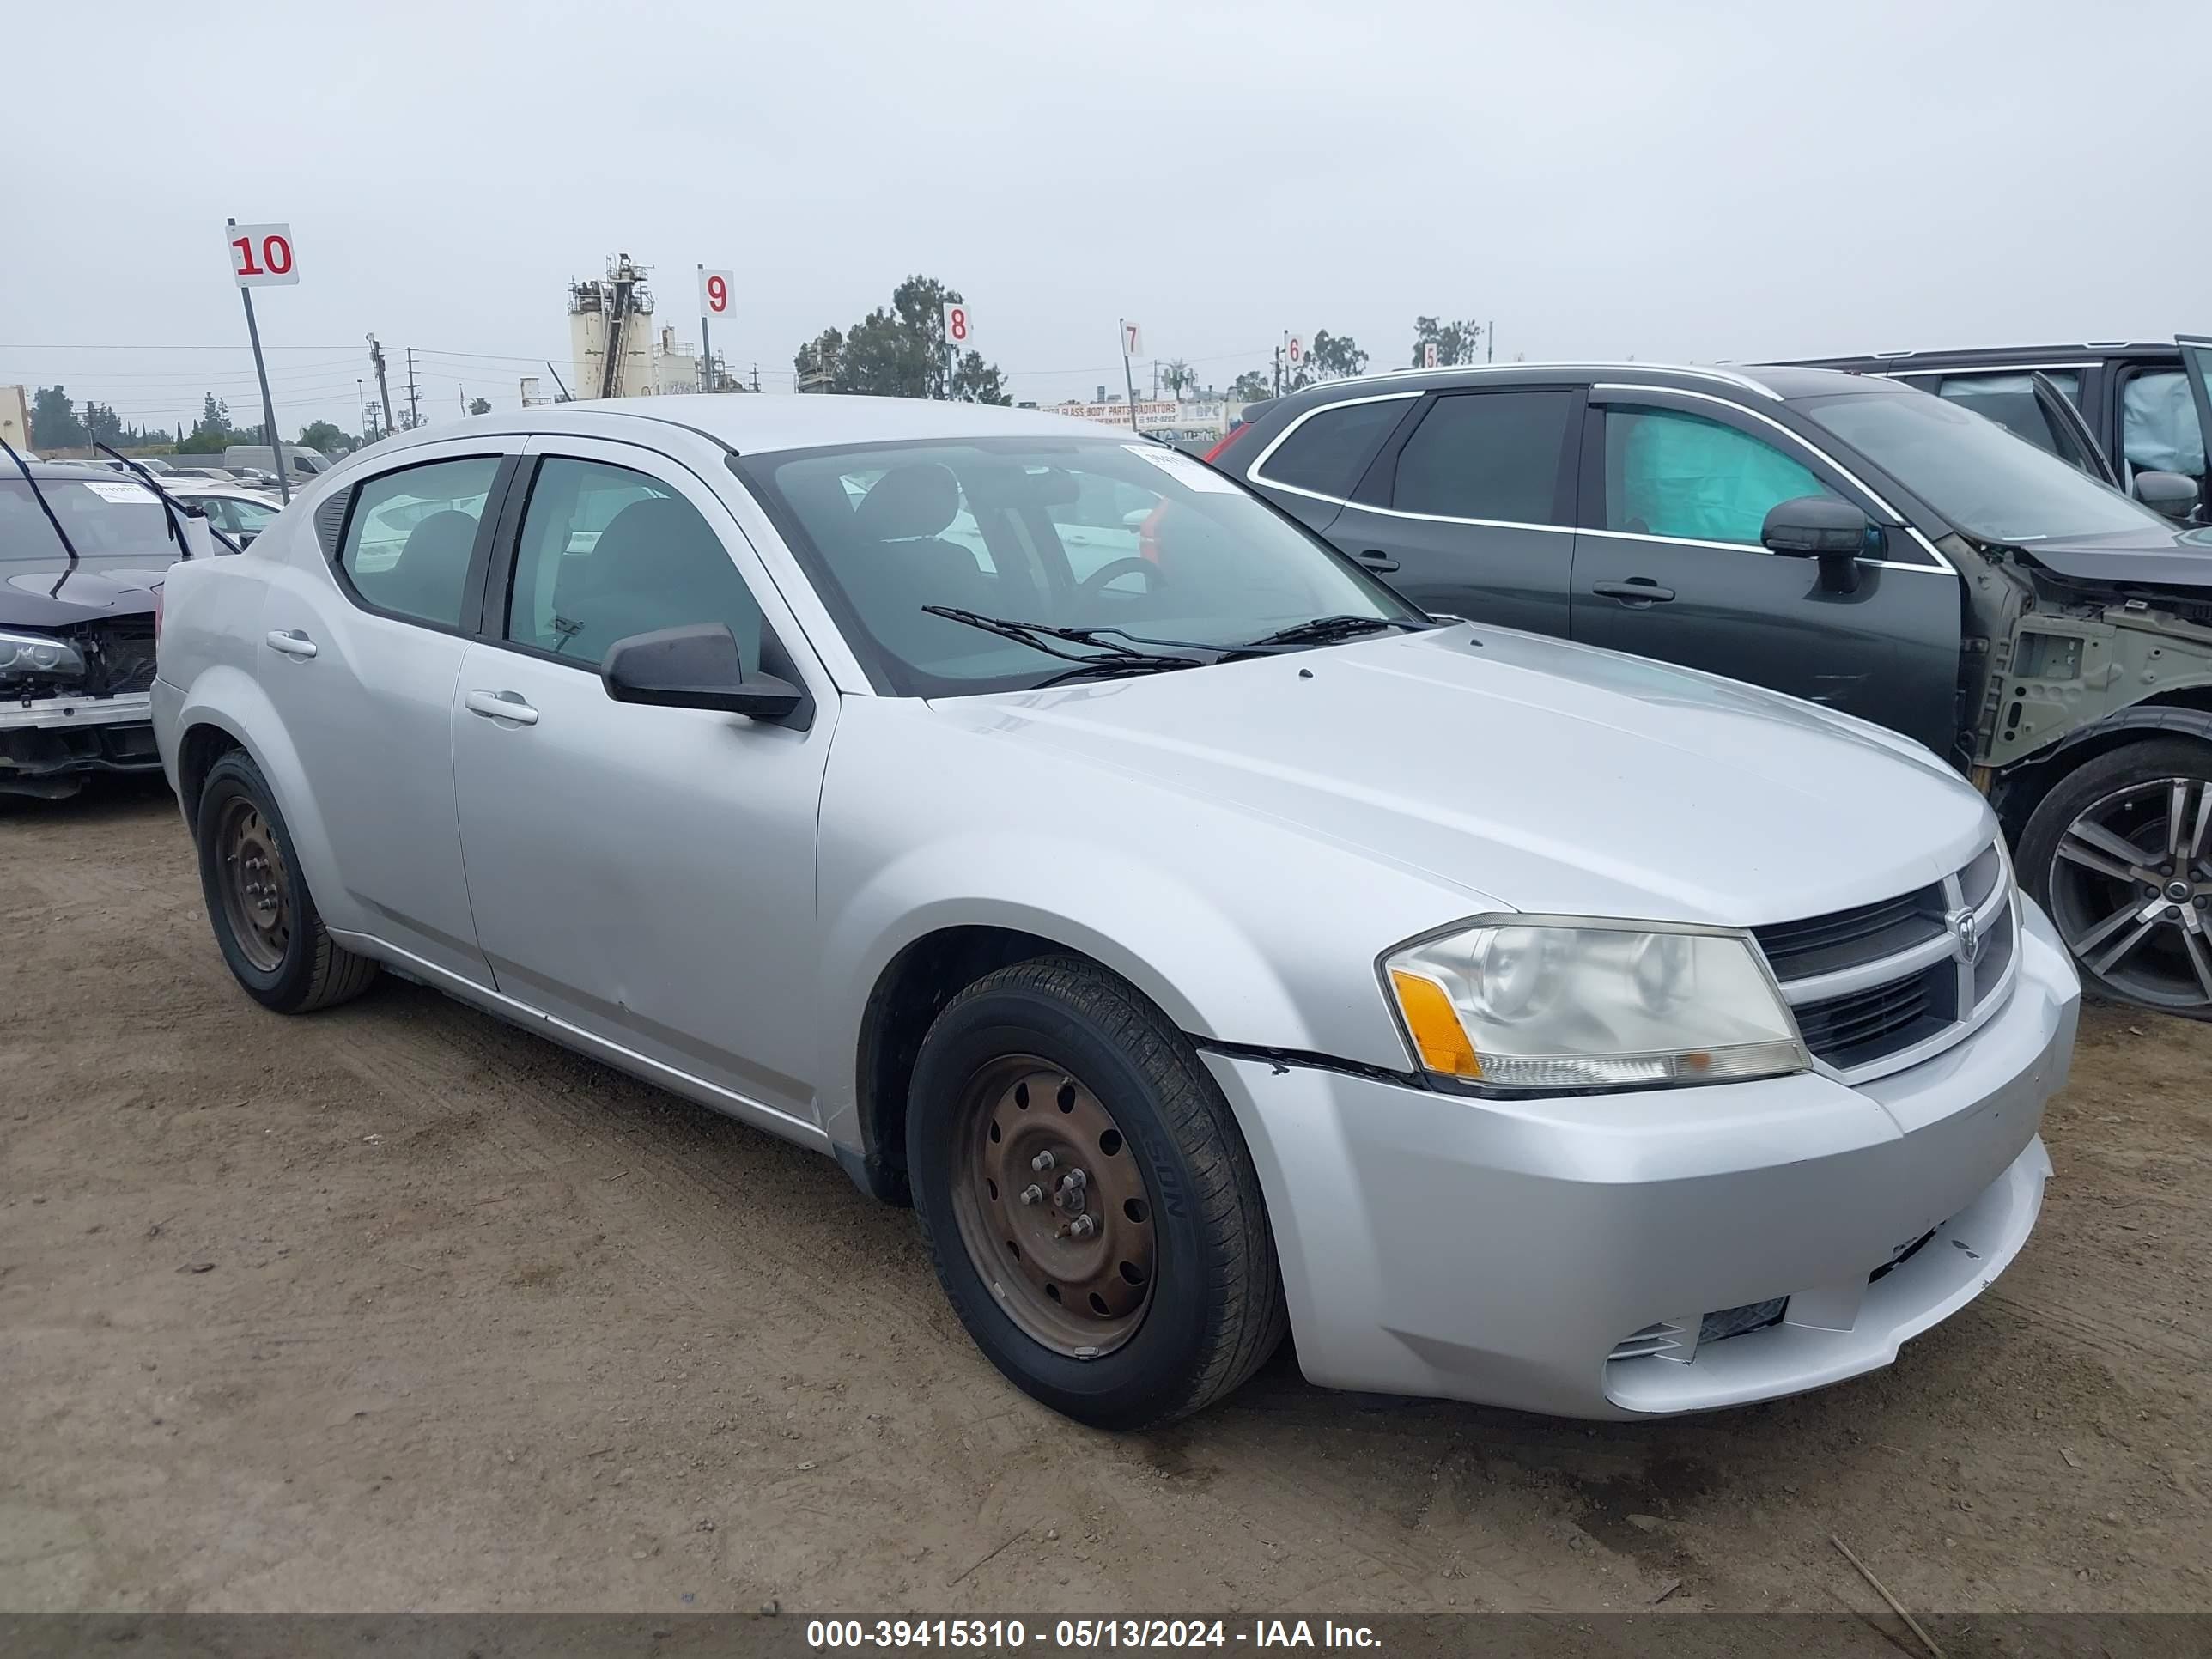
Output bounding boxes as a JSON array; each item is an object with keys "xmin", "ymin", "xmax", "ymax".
[
  {"xmin": 227, "ymin": 223, "xmax": 298, "ymax": 287},
  {"xmin": 943, "ymin": 302, "xmax": 972, "ymax": 347}
]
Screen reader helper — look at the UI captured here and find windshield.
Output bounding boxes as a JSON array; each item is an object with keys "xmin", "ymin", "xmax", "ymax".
[
  {"xmin": 1798, "ymin": 389, "xmax": 2172, "ymax": 543},
  {"xmin": 735, "ymin": 437, "xmax": 1421, "ymax": 696},
  {"xmin": 0, "ymin": 477, "xmax": 174, "ymax": 563}
]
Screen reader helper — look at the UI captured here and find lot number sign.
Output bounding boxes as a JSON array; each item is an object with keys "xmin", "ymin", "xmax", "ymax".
[{"xmin": 228, "ymin": 224, "xmax": 298, "ymax": 287}]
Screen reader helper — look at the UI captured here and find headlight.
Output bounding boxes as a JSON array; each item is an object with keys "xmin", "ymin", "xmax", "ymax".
[
  {"xmin": 0, "ymin": 629, "xmax": 87, "ymax": 678},
  {"xmin": 1382, "ymin": 918, "xmax": 1808, "ymax": 1091}
]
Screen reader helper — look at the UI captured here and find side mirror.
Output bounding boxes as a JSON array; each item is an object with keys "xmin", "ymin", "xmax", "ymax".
[
  {"xmin": 2132, "ymin": 471, "xmax": 2199, "ymax": 524},
  {"xmin": 1762, "ymin": 495, "xmax": 1870, "ymax": 596},
  {"xmin": 601, "ymin": 623, "xmax": 804, "ymax": 722}
]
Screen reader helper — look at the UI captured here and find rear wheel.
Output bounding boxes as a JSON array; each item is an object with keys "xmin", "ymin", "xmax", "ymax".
[
  {"xmin": 908, "ymin": 955, "xmax": 1286, "ymax": 1428},
  {"xmin": 196, "ymin": 750, "xmax": 379, "ymax": 1013},
  {"xmin": 2019, "ymin": 738, "xmax": 2212, "ymax": 1018}
]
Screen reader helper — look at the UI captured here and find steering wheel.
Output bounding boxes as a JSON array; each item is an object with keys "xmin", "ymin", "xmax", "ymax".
[{"xmin": 1077, "ymin": 556, "xmax": 1168, "ymax": 598}]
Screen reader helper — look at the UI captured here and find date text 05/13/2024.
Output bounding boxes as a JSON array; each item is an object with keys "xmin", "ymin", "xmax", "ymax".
[{"xmin": 805, "ymin": 1620, "xmax": 1382, "ymax": 1650}]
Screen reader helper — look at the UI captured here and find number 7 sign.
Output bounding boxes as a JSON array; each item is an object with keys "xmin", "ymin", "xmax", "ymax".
[
  {"xmin": 1121, "ymin": 319, "xmax": 1144, "ymax": 357},
  {"xmin": 227, "ymin": 223, "xmax": 298, "ymax": 287}
]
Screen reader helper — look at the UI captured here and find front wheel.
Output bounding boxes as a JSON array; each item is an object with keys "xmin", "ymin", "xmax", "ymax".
[
  {"xmin": 2018, "ymin": 738, "xmax": 2212, "ymax": 1017},
  {"xmin": 907, "ymin": 956, "xmax": 1286, "ymax": 1428}
]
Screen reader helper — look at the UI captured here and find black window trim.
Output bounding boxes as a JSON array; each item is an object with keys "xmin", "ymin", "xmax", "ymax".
[
  {"xmin": 326, "ymin": 451, "xmax": 522, "ymax": 639},
  {"xmin": 1579, "ymin": 384, "xmax": 1955, "ymax": 575},
  {"xmin": 1350, "ymin": 384, "xmax": 1586, "ymax": 532},
  {"xmin": 1243, "ymin": 390, "xmax": 1423, "ymax": 505}
]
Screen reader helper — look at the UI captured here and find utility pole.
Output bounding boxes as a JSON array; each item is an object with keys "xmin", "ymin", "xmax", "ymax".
[
  {"xmin": 366, "ymin": 335, "xmax": 396, "ymax": 439},
  {"xmin": 1486, "ymin": 319, "xmax": 1495, "ymax": 364},
  {"xmin": 1273, "ymin": 343, "xmax": 1282, "ymax": 398},
  {"xmin": 750, "ymin": 362, "xmax": 760, "ymax": 393},
  {"xmin": 404, "ymin": 347, "xmax": 421, "ymax": 429}
]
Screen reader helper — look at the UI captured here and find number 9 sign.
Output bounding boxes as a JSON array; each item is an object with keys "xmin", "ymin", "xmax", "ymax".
[
  {"xmin": 227, "ymin": 223, "xmax": 298, "ymax": 287},
  {"xmin": 944, "ymin": 303, "xmax": 971, "ymax": 347},
  {"xmin": 699, "ymin": 268, "xmax": 734, "ymax": 318}
]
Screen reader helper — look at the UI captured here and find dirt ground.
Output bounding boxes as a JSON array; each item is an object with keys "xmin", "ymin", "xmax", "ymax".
[{"xmin": 3, "ymin": 777, "xmax": 2207, "ymax": 1617}]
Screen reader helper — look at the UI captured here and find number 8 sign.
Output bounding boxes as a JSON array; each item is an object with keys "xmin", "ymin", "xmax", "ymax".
[
  {"xmin": 943, "ymin": 303, "xmax": 971, "ymax": 347},
  {"xmin": 227, "ymin": 223, "xmax": 298, "ymax": 287}
]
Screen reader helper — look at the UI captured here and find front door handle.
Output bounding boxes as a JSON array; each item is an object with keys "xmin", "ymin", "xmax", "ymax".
[
  {"xmin": 1355, "ymin": 549, "xmax": 1401, "ymax": 574},
  {"xmin": 465, "ymin": 689, "xmax": 539, "ymax": 726},
  {"xmin": 1590, "ymin": 580, "xmax": 1675, "ymax": 605},
  {"xmin": 264, "ymin": 629, "xmax": 318, "ymax": 658}
]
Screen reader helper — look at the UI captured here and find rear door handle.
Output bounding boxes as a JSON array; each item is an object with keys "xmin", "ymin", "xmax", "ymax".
[
  {"xmin": 1590, "ymin": 580, "xmax": 1675, "ymax": 605},
  {"xmin": 264, "ymin": 629, "xmax": 318, "ymax": 658},
  {"xmin": 465, "ymin": 689, "xmax": 539, "ymax": 726},
  {"xmin": 1355, "ymin": 549, "xmax": 1401, "ymax": 573}
]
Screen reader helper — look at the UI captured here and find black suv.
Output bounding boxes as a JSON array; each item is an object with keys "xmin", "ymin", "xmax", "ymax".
[
  {"xmin": 1787, "ymin": 339, "xmax": 2208, "ymax": 517},
  {"xmin": 1207, "ymin": 353, "xmax": 2212, "ymax": 1016}
]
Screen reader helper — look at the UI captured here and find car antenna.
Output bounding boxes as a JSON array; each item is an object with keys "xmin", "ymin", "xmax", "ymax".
[
  {"xmin": 1, "ymin": 434, "xmax": 84, "ymax": 599},
  {"xmin": 94, "ymin": 441, "xmax": 243, "ymax": 558}
]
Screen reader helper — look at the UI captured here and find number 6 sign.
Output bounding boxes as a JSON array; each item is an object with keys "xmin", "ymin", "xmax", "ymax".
[
  {"xmin": 943, "ymin": 302, "xmax": 971, "ymax": 347},
  {"xmin": 227, "ymin": 223, "xmax": 298, "ymax": 287}
]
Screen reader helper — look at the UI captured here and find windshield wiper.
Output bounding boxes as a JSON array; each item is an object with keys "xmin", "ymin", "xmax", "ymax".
[
  {"xmin": 921, "ymin": 605, "xmax": 1208, "ymax": 678},
  {"xmin": 94, "ymin": 442, "xmax": 244, "ymax": 558},
  {"xmin": 1231, "ymin": 614, "xmax": 1432, "ymax": 653},
  {"xmin": 3, "ymin": 434, "xmax": 86, "ymax": 599}
]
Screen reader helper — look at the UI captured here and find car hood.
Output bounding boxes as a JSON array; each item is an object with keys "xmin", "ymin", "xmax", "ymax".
[
  {"xmin": 1, "ymin": 556, "xmax": 168, "ymax": 628},
  {"xmin": 2016, "ymin": 521, "xmax": 2212, "ymax": 587},
  {"xmin": 936, "ymin": 624, "xmax": 1995, "ymax": 927}
]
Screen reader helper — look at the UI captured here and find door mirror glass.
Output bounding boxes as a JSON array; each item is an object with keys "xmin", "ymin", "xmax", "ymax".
[
  {"xmin": 1760, "ymin": 495, "xmax": 1870, "ymax": 595},
  {"xmin": 601, "ymin": 623, "xmax": 804, "ymax": 721},
  {"xmin": 2132, "ymin": 471, "xmax": 2200, "ymax": 523}
]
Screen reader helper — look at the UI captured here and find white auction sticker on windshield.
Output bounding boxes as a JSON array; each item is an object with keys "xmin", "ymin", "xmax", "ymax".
[
  {"xmin": 81, "ymin": 480, "xmax": 159, "ymax": 504},
  {"xmin": 1122, "ymin": 443, "xmax": 1240, "ymax": 493}
]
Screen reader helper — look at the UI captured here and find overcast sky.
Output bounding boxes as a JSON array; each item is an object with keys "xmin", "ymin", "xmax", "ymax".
[{"xmin": 6, "ymin": 0, "xmax": 2205, "ymax": 439}]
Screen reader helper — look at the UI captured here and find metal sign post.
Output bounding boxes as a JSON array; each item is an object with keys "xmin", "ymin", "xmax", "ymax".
[
  {"xmin": 942, "ymin": 302, "xmax": 972, "ymax": 400},
  {"xmin": 225, "ymin": 218, "xmax": 299, "ymax": 503},
  {"xmin": 698, "ymin": 267, "xmax": 732, "ymax": 393},
  {"xmin": 1118, "ymin": 319, "xmax": 1144, "ymax": 432}
]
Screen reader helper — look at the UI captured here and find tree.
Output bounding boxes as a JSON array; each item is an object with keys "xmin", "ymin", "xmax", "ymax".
[
  {"xmin": 793, "ymin": 276, "xmax": 1010, "ymax": 403},
  {"xmin": 1291, "ymin": 329, "xmax": 1368, "ymax": 389},
  {"xmin": 83, "ymin": 403, "xmax": 125, "ymax": 446},
  {"xmin": 31, "ymin": 386, "xmax": 85, "ymax": 449},
  {"xmin": 182, "ymin": 393, "xmax": 237, "ymax": 453},
  {"xmin": 297, "ymin": 420, "xmax": 352, "ymax": 453},
  {"xmin": 1409, "ymin": 315, "xmax": 1484, "ymax": 368},
  {"xmin": 1158, "ymin": 359, "xmax": 1196, "ymax": 400},
  {"xmin": 1228, "ymin": 368, "xmax": 1274, "ymax": 402}
]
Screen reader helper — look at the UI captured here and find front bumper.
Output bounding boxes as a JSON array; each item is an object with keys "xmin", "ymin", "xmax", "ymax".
[
  {"xmin": 0, "ymin": 691, "xmax": 161, "ymax": 793},
  {"xmin": 1202, "ymin": 896, "xmax": 2079, "ymax": 1419}
]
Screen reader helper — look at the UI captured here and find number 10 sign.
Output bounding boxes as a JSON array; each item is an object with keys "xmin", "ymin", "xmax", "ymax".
[{"xmin": 227, "ymin": 223, "xmax": 298, "ymax": 287}]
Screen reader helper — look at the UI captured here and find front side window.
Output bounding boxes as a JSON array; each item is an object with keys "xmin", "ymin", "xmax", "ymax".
[
  {"xmin": 228, "ymin": 497, "xmax": 278, "ymax": 536},
  {"xmin": 1602, "ymin": 409, "xmax": 1837, "ymax": 545},
  {"xmin": 506, "ymin": 457, "xmax": 763, "ymax": 671},
  {"xmin": 339, "ymin": 457, "xmax": 501, "ymax": 628},
  {"xmin": 1255, "ymin": 398, "xmax": 1412, "ymax": 498},
  {"xmin": 738, "ymin": 438, "xmax": 1420, "ymax": 696},
  {"xmin": 2120, "ymin": 369, "xmax": 2206, "ymax": 481},
  {"xmin": 1391, "ymin": 391, "xmax": 1572, "ymax": 523},
  {"xmin": 1802, "ymin": 389, "xmax": 2174, "ymax": 543}
]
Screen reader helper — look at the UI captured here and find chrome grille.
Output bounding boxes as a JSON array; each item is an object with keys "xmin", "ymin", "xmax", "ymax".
[{"xmin": 1754, "ymin": 843, "xmax": 2017, "ymax": 1081}]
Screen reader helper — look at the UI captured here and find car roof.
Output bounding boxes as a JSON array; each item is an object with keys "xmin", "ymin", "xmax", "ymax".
[
  {"xmin": 1784, "ymin": 342, "xmax": 2181, "ymax": 371},
  {"xmin": 1254, "ymin": 359, "xmax": 1887, "ymax": 412},
  {"xmin": 364, "ymin": 394, "xmax": 1134, "ymax": 459}
]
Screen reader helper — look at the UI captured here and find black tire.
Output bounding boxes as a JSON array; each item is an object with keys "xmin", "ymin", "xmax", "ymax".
[
  {"xmin": 195, "ymin": 750, "xmax": 379, "ymax": 1014},
  {"xmin": 907, "ymin": 955, "xmax": 1287, "ymax": 1429},
  {"xmin": 2017, "ymin": 737, "xmax": 2212, "ymax": 1018}
]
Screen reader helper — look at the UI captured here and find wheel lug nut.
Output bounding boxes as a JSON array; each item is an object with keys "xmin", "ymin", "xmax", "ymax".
[
  {"xmin": 1070, "ymin": 1214, "xmax": 1097, "ymax": 1237},
  {"xmin": 1019, "ymin": 1184, "xmax": 1042, "ymax": 1206},
  {"xmin": 1059, "ymin": 1169, "xmax": 1086, "ymax": 1191},
  {"xmin": 1030, "ymin": 1151, "xmax": 1055, "ymax": 1172},
  {"xmin": 2168, "ymin": 906, "xmax": 2184, "ymax": 920}
]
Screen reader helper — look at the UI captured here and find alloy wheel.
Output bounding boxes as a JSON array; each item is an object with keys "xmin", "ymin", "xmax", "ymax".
[{"xmin": 2047, "ymin": 776, "xmax": 2212, "ymax": 1010}]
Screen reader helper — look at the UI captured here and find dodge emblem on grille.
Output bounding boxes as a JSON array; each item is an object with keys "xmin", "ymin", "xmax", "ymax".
[{"xmin": 1947, "ymin": 905, "xmax": 1982, "ymax": 967}]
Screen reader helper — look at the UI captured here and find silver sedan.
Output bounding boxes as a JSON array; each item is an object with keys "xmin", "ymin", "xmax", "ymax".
[{"xmin": 152, "ymin": 394, "xmax": 2079, "ymax": 1427}]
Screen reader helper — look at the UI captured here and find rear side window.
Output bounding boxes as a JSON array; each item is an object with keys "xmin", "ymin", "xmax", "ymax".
[
  {"xmin": 1928, "ymin": 373, "xmax": 2084, "ymax": 466},
  {"xmin": 2120, "ymin": 368, "xmax": 2206, "ymax": 481},
  {"xmin": 1255, "ymin": 398, "xmax": 1410, "ymax": 499},
  {"xmin": 339, "ymin": 457, "xmax": 501, "ymax": 628},
  {"xmin": 1391, "ymin": 391, "xmax": 1573, "ymax": 523}
]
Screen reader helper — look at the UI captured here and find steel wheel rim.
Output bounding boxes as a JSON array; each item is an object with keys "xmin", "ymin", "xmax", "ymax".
[
  {"xmin": 946, "ymin": 1054, "xmax": 1157, "ymax": 1358},
  {"xmin": 2047, "ymin": 775, "xmax": 2212, "ymax": 1010},
  {"xmin": 216, "ymin": 796, "xmax": 291, "ymax": 975}
]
